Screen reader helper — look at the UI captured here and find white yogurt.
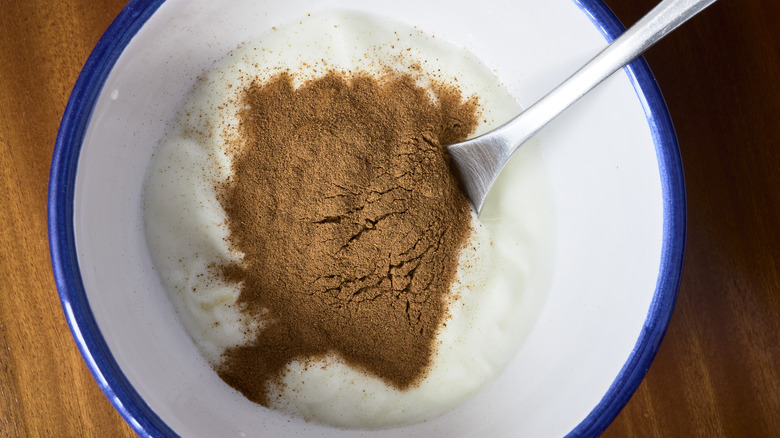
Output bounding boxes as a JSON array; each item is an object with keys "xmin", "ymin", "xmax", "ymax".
[{"xmin": 144, "ymin": 10, "xmax": 555, "ymax": 430}]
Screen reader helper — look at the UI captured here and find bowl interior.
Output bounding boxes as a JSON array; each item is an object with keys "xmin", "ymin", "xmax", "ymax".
[{"xmin": 53, "ymin": 0, "xmax": 681, "ymax": 436}]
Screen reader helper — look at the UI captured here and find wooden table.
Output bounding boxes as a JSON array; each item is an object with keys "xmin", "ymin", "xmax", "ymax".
[{"xmin": 1, "ymin": 0, "xmax": 777, "ymax": 436}]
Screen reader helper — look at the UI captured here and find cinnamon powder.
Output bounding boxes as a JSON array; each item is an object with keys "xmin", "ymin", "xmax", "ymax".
[{"xmin": 216, "ymin": 70, "xmax": 477, "ymax": 406}]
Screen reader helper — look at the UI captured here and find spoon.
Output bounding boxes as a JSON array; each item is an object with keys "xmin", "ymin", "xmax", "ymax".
[{"xmin": 448, "ymin": 0, "xmax": 717, "ymax": 214}]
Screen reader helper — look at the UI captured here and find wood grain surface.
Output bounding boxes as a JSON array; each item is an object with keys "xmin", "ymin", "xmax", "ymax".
[{"xmin": 0, "ymin": 0, "xmax": 777, "ymax": 437}]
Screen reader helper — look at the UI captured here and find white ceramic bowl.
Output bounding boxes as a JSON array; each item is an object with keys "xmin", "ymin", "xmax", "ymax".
[{"xmin": 49, "ymin": 0, "xmax": 685, "ymax": 436}]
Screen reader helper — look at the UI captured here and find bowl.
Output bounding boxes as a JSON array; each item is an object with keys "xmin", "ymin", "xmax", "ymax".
[{"xmin": 48, "ymin": 0, "xmax": 685, "ymax": 436}]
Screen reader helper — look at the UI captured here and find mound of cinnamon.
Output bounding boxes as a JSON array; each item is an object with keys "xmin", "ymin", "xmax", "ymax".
[{"xmin": 217, "ymin": 70, "xmax": 477, "ymax": 405}]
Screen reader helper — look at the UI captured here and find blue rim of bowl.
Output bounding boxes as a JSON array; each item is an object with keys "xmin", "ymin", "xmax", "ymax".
[
  {"xmin": 48, "ymin": 0, "xmax": 172, "ymax": 436},
  {"xmin": 47, "ymin": 0, "xmax": 685, "ymax": 437},
  {"xmin": 564, "ymin": 1, "xmax": 686, "ymax": 436}
]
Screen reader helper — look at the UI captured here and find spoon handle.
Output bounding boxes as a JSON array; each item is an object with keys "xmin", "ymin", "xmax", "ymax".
[
  {"xmin": 500, "ymin": 0, "xmax": 717, "ymax": 150},
  {"xmin": 448, "ymin": 0, "xmax": 716, "ymax": 213}
]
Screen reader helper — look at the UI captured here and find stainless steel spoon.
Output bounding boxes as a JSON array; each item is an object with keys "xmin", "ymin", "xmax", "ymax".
[{"xmin": 448, "ymin": 0, "xmax": 717, "ymax": 214}]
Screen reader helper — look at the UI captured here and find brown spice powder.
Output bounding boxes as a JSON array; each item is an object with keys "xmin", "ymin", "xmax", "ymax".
[{"xmin": 216, "ymin": 70, "xmax": 477, "ymax": 406}]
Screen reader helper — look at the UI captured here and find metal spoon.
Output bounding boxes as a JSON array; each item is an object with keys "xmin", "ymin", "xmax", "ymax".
[{"xmin": 448, "ymin": 0, "xmax": 717, "ymax": 214}]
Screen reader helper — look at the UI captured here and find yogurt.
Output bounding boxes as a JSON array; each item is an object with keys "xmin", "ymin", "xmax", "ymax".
[{"xmin": 144, "ymin": 10, "xmax": 554, "ymax": 429}]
